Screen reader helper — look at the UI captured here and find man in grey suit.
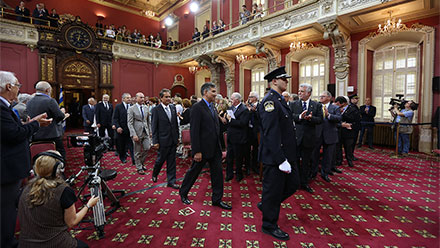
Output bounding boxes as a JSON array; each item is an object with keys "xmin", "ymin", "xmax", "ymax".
[
  {"xmin": 127, "ymin": 92, "xmax": 151, "ymax": 175},
  {"xmin": 312, "ymin": 91, "xmax": 342, "ymax": 182},
  {"xmin": 27, "ymin": 81, "xmax": 68, "ymax": 159}
]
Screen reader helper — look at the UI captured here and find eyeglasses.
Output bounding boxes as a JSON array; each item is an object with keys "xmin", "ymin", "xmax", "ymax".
[
  {"xmin": 12, "ymin": 83, "xmax": 22, "ymax": 89},
  {"xmin": 319, "ymin": 95, "xmax": 327, "ymax": 98}
]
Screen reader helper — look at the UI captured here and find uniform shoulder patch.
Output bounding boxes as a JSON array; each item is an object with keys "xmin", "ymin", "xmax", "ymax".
[{"xmin": 264, "ymin": 101, "xmax": 275, "ymax": 112}]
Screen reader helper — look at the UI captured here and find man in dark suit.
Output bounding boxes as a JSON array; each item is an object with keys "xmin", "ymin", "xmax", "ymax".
[
  {"xmin": 334, "ymin": 96, "xmax": 357, "ymax": 167},
  {"xmin": 224, "ymin": 92, "xmax": 250, "ymax": 182},
  {"xmin": 290, "ymin": 83, "xmax": 323, "ymax": 193},
  {"xmin": 349, "ymin": 94, "xmax": 361, "ymax": 159},
  {"xmin": 258, "ymin": 66, "xmax": 300, "ymax": 241},
  {"xmin": 244, "ymin": 91, "xmax": 260, "ymax": 174},
  {"xmin": 358, "ymin": 97, "xmax": 376, "ymax": 149},
  {"xmin": 15, "ymin": 1, "xmax": 30, "ymax": 23},
  {"xmin": 312, "ymin": 91, "xmax": 342, "ymax": 182},
  {"xmin": 96, "ymin": 94, "xmax": 114, "ymax": 149},
  {"xmin": 82, "ymin": 97, "xmax": 96, "ymax": 133},
  {"xmin": 27, "ymin": 81, "xmax": 67, "ymax": 159},
  {"xmin": 32, "ymin": 3, "xmax": 48, "ymax": 25},
  {"xmin": 179, "ymin": 82, "xmax": 231, "ymax": 210},
  {"xmin": 112, "ymin": 93, "xmax": 135, "ymax": 164},
  {"xmin": 151, "ymin": 89, "xmax": 180, "ymax": 189},
  {"xmin": 0, "ymin": 71, "xmax": 51, "ymax": 248}
]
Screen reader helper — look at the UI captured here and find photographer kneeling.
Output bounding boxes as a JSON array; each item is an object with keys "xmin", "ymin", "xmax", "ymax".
[
  {"xmin": 390, "ymin": 101, "xmax": 417, "ymax": 156},
  {"xmin": 18, "ymin": 150, "xmax": 99, "ymax": 248}
]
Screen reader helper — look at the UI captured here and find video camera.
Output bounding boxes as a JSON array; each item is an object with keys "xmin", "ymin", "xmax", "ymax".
[
  {"xmin": 70, "ymin": 134, "xmax": 111, "ymax": 167},
  {"xmin": 389, "ymin": 94, "xmax": 419, "ymax": 111}
]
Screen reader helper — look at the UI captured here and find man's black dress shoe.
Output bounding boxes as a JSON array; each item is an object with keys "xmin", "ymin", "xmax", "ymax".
[
  {"xmin": 369, "ymin": 146, "xmax": 374, "ymax": 150},
  {"xmin": 137, "ymin": 169, "xmax": 146, "ymax": 175},
  {"xmin": 357, "ymin": 144, "xmax": 362, "ymax": 148},
  {"xmin": 121, "ymin": 159, "xmax": 127, "ymax": 164},
  {"xmin": 347, "ymin": 161, "xmax": 354, "ymax": 167},
  {"xmin": 152, "ymin": 176, "xmax": 157, "ymax": 182},
  {"xmin": 321, "ymin": 174, "xmax": 331, "ymax": 182},
  {"xmin": 328, "ymin": 171, "xmax": 334, "ymax": 176},
  {"xmin": 262, "ymin": 227, "xmax": 290, "ymax": 241},
  {"xmin": 332, "ymin": 167, "xmax": 343, "ymax": 173},
  {"xmin": 257, "ymin": 202, "xmax": 262, "ymax": 212},
  {"xmin": 302, "ymin": 185, "xmax": 314, "ymax": 193},
  {"xmin": 212, "ymin": 201, "xmax": 232, "ymax": 210},
  {"xmin": 167, "ymin": 183, "xmax": 180, "ymax": 189},
  {"xmin": 180, "ymin": 195, "xmax": 191, "ymax": 205},
  {"xmin": 236, "ymin": 174, "xmax": 243, "ymax": 182},
  {"xmin": 353, "ymin": 157, "xmax": 358, "ymax": 161}
]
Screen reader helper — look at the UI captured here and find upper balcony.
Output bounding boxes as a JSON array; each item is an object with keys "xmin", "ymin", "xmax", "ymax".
[{"xmin": 1, "ymin": 0, "xmax": 437, "ymax": 66}]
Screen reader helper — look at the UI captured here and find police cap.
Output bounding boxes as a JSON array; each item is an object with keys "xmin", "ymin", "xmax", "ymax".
[{"xmin": 264, "ymin": 66, "xmax": 291, "ymax": 82}]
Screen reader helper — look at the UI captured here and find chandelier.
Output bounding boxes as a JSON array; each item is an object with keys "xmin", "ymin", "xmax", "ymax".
[
  {"xmin": 142, "ymin": 10, "xmax": 155, "ymax": 18},
  {"xmin": 235, "ymin": 54, "xmax": 262, "ymax": 64},
  {"xmin": 289, "ymin": 38, "xmax": 314, "ymax": 52},
  {"xmin": 377, "ymin": 11, "xmax": 406, "ymax": 35},
  {"xmin": 188, "ymin": 65, "xmax": 208, "ymax": 74}
]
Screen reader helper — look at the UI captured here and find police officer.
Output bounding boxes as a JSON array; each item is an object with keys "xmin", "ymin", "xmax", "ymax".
[{"xmin": 257, "ymin": 66, "xmax": 300, "ymax": 241}]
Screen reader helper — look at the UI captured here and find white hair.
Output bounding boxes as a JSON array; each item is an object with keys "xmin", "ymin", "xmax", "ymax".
[
  {"xmin": 35, "ymin": 81, "xmax": 52, "ymax": 92},
  {"xmin": 231, "ymin": 92, "xmax": 242, "ymax": 101},
  {"xmin": 299, "ymin": 83, "xmax": 313, "ymax": 93},
  {"xmin": 249, "ymin": 91, "xmax": 259, "ymax": 100},
  {"xmin": 18, "ymin": 93, "xmax": 32, "ymax": 103},
  {"xmin": 215, "ymin": 94, "xmax": 223, "ymax": 100},
  {"xmin": 122, "ymin": 93, "xmax": 131, "ymax": 99},
  {"xmin": 0, "ymin": 71, "xmax": 18, "ymax": 91},
  {"xmin": 102, "ymin": 94, "xmax": 109, "ymax": 99}
]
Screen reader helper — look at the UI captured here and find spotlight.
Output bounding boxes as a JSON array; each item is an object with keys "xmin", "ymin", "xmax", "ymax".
[
  {"xmin": 190, "ymin": 1, "xmax": 199, "ymax": 13},
  {"xmin": 164, "ymin": 16, "xmax": 173, "ymax": 26}
]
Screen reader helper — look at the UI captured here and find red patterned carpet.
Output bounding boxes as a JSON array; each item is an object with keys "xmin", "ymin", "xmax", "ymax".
[{"xmin": 62, "ymin": 145, "xmax": 439, "ymax": 248}]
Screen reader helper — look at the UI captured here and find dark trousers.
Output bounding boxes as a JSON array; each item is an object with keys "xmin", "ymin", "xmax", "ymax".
[
  {"xmin": 84, "ymin": 126, "xmax": 94, "ymax": 133},
  {"xmin": 179, "ymin": 150, "xmax": 224, "ymax": 203},
  {"xmin": 244, "ymin": 136, "xmax": 259, "ymax": 173},
  {"xmin": 116, "ymin": 133, "xmax": 134, "ymax": 162},
  {"xmin": 152, "ymin": 144, "xmax": 177, "ymax": 184},
  {"xmin": 297, "ymin": 145, "xmax": 314, "ymax": 187},
  {"xmin": 76, "ymin": 239, "xmax": 89, "ymax": 248},
  {"xmin": 98, "ymin": 125, "xmax": 114, "ymax": 147},
  {"xmin": 226, "ymin": 142, "xmax": 245, "ymax": 178},
  {"xmin": 341, "ymin": 136, "xmax": 355, "ymax": 162},
  {"xmin": 321, "ymin": 143, "xmax": 336, "ymax": 176},
  {"xmin": 1, "ymin": 180, "xmax": 21, "ymax": 248},
  {"xmin": 359, "ymin": 125, "xmax": 374, "ymax": 147},
  {"xmin": 351, "ymin": 129, "xmax": 360, "ymax": 154},
  {"xmin": 261, "ymin": 164, "xmax": 299, "ymax": 230},
  {"xmin": 311, "ymin": 137, "xmax": 323, "ymax": 177}
]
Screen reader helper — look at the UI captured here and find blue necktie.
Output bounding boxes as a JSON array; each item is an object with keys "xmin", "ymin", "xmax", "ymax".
[
  {"xmin": 302, "ymin": 101, "xmax": 307, "ymax": 111},
  {"xmin": 209, "ymin": 103, "xmax": 215, "ymax": 117},
  {"xmin": 140, "ymin": 106, "xmax": 144, "ymax": 119}
]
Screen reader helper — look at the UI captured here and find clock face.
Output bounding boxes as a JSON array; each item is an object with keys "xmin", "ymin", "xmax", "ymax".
[{"xmin": 66, "ymin": 27, "xmax": 92, "ymax": 50}]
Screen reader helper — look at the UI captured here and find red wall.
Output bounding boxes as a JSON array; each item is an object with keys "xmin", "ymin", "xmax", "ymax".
[
  {"xmin": 112, "ymin": 59, "xmax": 195, "ymax": 99},
  {"xmin": 0, "ymin": 42, "xmax": 39, "ymax": 93},
  {"xmin": 244, "ymin": 69, "xmax": 251, "ymax": 99},
  {"xmin": 4, "ymin": 0, "xmax": 160, "ymax": 36}
]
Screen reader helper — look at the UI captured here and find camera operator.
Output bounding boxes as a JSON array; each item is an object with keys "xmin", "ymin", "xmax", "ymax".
[
  {"xmin": 390, "ymin": 100, "xmax": 417, "ymax": 156},
  {"xmin": 18, "ymin": 150, "xmax": 99, "ymax": 248}
]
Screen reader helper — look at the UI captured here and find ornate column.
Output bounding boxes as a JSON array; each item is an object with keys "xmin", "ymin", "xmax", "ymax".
[
  {"xmin": 196, "ymin": 55, "xmax": 222, "ymax": 91},
  {"xmin": 254, "ymin": 41, "xmax": 281, "ymax": 71},
  {"xmin": 212, "ymin": 55, "xmax": 236, "ymax": 97},
  {"xmin": 320, "ymin": 20, "xmax": 351, "ymax": 96}
]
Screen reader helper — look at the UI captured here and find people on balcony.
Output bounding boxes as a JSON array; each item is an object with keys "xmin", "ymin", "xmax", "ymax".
[
  {"xmin": 166, "ymin": 37, "xmax": 174, "ymax": 50},
  {"xmin": 202, "ymin": 25, "xmax": 210, "ymax": 39},
  {"xmin": 212, "ymin": 21, "xmax": 219, "ymax": 36},
  {"xmin": 49, "ymin": 9, "xmax": 59, "ymax": 28},
  {"xmin": 32, "ymin": 3, "xmax": 48, "ymax": 25},
  {"xmin": 154, "ymin": 33, "xmax": 162, "ymax": 48},
  {"xmin": 240, "ymin": 5, "xmax": 251, "ymax": 25},
  {"xmin": 218, "ymin": 19, "xmax": 226, "ymax": 33},
  {"xmin": 105, "ymin": 24, "xmax": 116, "ymax": 39},
  {"xmin": 96, "ymin": 20, "xmax": 104, "ymax": 36},
  {"xmin": 15, "ymin": 1, "xmax": 30, "ymax": 23},
  {"xmin": 192, "ymin": 28, "xmax": 201, "ymax": 42}
]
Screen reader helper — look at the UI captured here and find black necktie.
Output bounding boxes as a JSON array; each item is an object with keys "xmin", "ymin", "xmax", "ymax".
[
  {"xmin": 209, "ymin": 103, "xmax": 215, "ymax": 117},
  {"xmin": 140, "ymin": 106, "xmax": 144, "ymax": 119},
  {"xmin": 302, "ymin": 101, "xmax": 307, "ymax": 111}
]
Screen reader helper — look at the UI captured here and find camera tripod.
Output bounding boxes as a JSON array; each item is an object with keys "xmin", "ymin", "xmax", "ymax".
[{"xmin": 67, "ymin": 161, "xmax": 125, "ymax": 239}]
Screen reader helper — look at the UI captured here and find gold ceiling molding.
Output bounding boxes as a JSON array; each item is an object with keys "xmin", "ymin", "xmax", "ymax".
[
  {"xmin": 88, "ymin": 0, "xmax": 191, "ymax": 21},
  {"xmin": 88, "ymin": 0, "xmax": 160, "ymax": 21}
]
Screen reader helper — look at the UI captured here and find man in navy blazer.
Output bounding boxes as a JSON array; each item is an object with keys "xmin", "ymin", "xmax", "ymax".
[
  {"xmin": 0, "ymin": 71, "xmax": 51, "ymax": 248},
  {"xmin": 358, "ymin": 97, "xmax": 376, "ymax": 149},
  {"xmin": 112, "ymin": 93, "xmax": 134, "ymax": 163},
  {"xmin": 96, "ymin": 94, "xmax": 114, "ymax": 148},
  {"xmin": 27, "ymin": 81, "xmax": 67, "ymax": 159},
  {"xmin": 179, "ymin": 82, "xmax": 231, "ymax": 210},
  {"xmin": 151, "ymin": 89, "xmax": 180, "ymax": 189},
  {"xmin": 82, "ymin": 97, "xmax": 96, "ymax": 133},
  {"xmin": 290, "ymin": 83, "xmax": 323, "ymax": 193},
  {"xmin": 312, "ymin": 91, "xmax": 342, "ymax": 182},
  {"xmin": 224, "ymin": 92, "xmax": 250, "ymax": 182}
]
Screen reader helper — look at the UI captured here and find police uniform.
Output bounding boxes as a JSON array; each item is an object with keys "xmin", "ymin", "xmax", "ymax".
[{"xmin": 258, "ymin": 66, "xmax": 300, "ymax": 238}]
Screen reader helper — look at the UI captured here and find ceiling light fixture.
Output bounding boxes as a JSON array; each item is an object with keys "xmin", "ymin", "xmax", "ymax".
[
  {"xmin": 190, "ymin": 1, "xmax": 199, "ymax": 13},
  {"xmin": 165, "ymin": 16, "xmax": 174, "ymax": 26},
  {"xmin": 235, "ymin": 54, "xmax": 262, "ymax": 64},
  {"xmin": 377, "ymin": 11, "xmax": 406, "ymax": 35},
  {"xmin": 289, "ymin": 36, "xmax": 314, "ymax": 52}
]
